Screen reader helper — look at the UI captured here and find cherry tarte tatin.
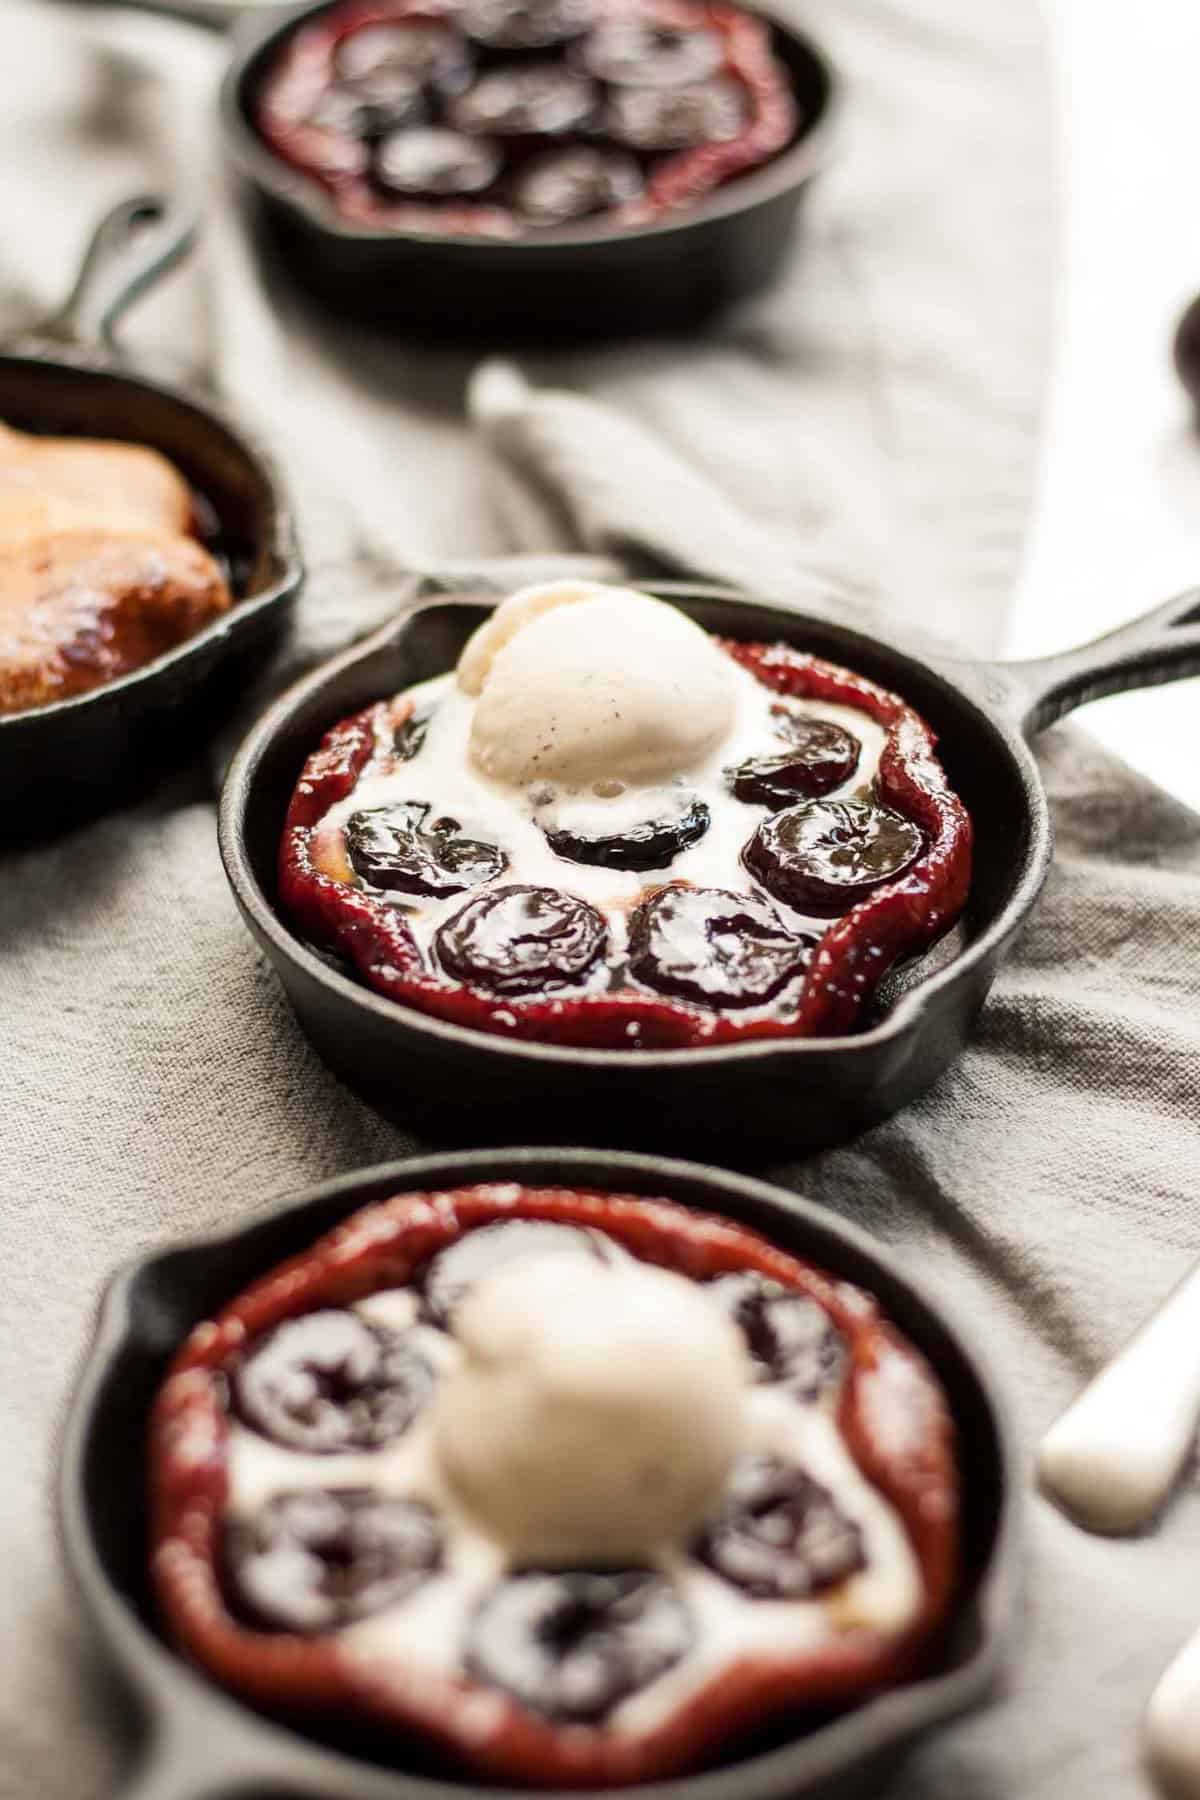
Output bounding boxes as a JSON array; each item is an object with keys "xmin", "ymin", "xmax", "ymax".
[
  {"xmin": 277, "ymin": 583, "xmax": 972, "ymax": 1049},
  {"xmin": 150, "ymin": 1183, "xmax": 959, "ymax": 1787},
  {"xmin": 255, "ymin": 0, "xmax": 799, "ymax": 236}
]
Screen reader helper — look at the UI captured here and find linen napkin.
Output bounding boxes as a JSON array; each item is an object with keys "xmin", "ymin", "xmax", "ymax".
[{"xmin": 4, "ymin": 5, "xmax": 1199, "ymax": 1800}]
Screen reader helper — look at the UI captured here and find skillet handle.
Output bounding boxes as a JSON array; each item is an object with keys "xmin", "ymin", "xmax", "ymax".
[
  {"xmin": 29, "ymin": 195, "xmax": 198, "ymax": 352},
  {"xmin": 949, "ymin": 587, "xmax": 1200, "ymax": 739}
]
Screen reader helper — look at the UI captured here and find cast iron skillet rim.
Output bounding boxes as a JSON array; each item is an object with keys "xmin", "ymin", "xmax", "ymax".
[
  {"xmin": 221, "ymin": 0, "xmax": 839, "ymax": 253},
  {"xmin": 0, "ymin": 339, "xmax": 303, "ymax": 732},
  {"xmin": 218, "ymin": 582, "xmax": 1052, "ymax": 1068},
  {"xmin": 59, "ymin": 1146, "xmax": 1017, "ymax": 1800}
]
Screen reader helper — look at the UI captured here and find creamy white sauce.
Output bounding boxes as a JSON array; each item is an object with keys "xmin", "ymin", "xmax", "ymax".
[
  {"xmin": 223, "ymin": 1278, "xmax": 924, "ymax": 1728},
  {"xmin": 316, "ymin": 663, "xmax": 887, "ymax": 978}
]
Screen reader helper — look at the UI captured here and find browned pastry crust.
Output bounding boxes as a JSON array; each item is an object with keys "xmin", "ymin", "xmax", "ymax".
[
  {"xmin": 0, "ymin": 424, "xmax": 232, "ymax": 715},
  {"xmin": 0, "ymin": 528, "xmax": 231, "ymax": 714},
  {"xmin": 0, "ymin": 423, "xmax": 193, "ymax": 540}
]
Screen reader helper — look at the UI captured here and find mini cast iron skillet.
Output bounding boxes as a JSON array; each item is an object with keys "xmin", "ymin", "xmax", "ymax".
[
  {"xmin": 219, "ymin": 581, "xmax": 1200, "ymax": 1154},
  {"xmin": 0, "ymin": 194, "xmax": 302, "ymax": 837},
  {"xmin": 218, "ymin": 0, "xmax": 837, "ymax": 340},
  {"xmin": 59, "ymin": 1147, "xmax": 1015, "ymax": 1800}
]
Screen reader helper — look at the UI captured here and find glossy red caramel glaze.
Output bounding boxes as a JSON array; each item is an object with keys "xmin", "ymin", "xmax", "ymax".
[
  {"xmin": 256, "ymin": 0, "xmax": 797, "ymax": 236},
  {"xmin": 150, "ymin": 1184, "xmax": 958, "ymax": 1788},
  {"xmin": 277, "ymin": 631, "xmax": 973, "ymax": 1048}
]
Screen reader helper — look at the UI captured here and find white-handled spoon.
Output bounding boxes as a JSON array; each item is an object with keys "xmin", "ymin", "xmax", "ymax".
[
  {"xmin": 1146, "ymin": 1626, "xmax": 1200, "ymax": 1798},
  {"xmin": 1037, "ymin": 1259, "xmax": 1200, "ymax": 1534}
]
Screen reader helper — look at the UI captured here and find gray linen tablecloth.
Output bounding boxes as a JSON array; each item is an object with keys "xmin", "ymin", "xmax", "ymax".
[{"xmin": 3, "ymin": 4, "xmax": 1199, "ymax": 1797}]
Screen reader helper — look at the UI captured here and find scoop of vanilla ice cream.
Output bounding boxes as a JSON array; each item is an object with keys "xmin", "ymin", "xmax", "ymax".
[
  {"xmin": 460, "ymin": 582, "xmax": 738, "ymax": 788},
  {"xmin": 432, "ymin": 1253, "xmax": 749, "ymax": 1564},
  {"xmin": 457, "ymin": 579, "xmax": 618, "ymax": 696}
]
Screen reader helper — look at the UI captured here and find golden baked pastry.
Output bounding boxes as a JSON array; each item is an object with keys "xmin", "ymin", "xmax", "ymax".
[{"xmin": 0, "ymin": 423, "xmax": 231, "ymax": 715}]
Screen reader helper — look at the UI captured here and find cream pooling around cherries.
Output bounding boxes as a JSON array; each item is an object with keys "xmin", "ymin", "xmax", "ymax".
[
  {"xmin": 432, "ymin": 1252, "xmax": 751, "ymax": 1565},
  {"xmin": 461, "ymin": 580, "xmax": 739, "ymax": 789}
]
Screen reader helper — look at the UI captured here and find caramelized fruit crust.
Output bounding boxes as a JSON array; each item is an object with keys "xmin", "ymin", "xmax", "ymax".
[
  {"xmin": 150, "ymin": 1184, "xmax": 959, "ymax": 1788},
  {"xmin": 277, "ymin": 626, "xmax": 973, "ymax": 1048}
]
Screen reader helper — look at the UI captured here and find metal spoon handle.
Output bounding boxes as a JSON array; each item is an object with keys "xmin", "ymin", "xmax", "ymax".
[
  {"xmin": 1146, "ymin": 1623, "xmax": 1200, "ymax": 1798},
  {"xmin": 1038, "ymin": 1260, "xmax": 1200, "ymax": 1534}
]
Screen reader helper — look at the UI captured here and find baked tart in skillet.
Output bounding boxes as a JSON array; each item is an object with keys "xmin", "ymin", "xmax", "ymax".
[
  {"xmin": 150, "ymin": 1182, "xmax": 959, "ymax": 1786},
  {"xmin": 256, "ymin": 0, "xmax": 799, "ymax": 236},
  {"xmin": 279, "ymin": 581, "xmax": 973, "ymax": 1048},
  {"xmin": 0, "ymin": 421, "xmax": 231, "ymax": 715}
]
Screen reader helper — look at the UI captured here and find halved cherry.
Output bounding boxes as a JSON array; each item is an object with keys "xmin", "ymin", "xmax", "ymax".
[
  {"xmin": 513, "ymin": 146, "xmax": 643, "ymax": 226},
  {"xmin": 345, "ymin": 801, "xmax": 506, "ymax": 897},
  {"xmin": 539, "ymin": 792, "xmax": 709, "ymax": 871},
  {"xmin": 467, "ymin": 1569, "xmax": 692, "ymax": 1719},
  {"xmin": 449, "ymin": 65, "xmax": 598, "ymax": 136},
  {"xmin": 309, "ymin": 78, "xmax": 426, "ymax": 141},
  {"xmin": 420, "ymin": 1218, "xmax": 617, "ymax": 1325},
  {"xmin": 334, "ymin": 20, "xmax": 473, "ymax": 94},
  {"xmin": 435, "ymin": 884, "xmax": 607, "ymax": 995},
  {"xmin": 627, "ymin": 885, "xmax": 812, "ymax": 1009},
  {"xmin": 375, "ymin": 128, "xmax": 503, "ymax": 200},
  {"xmin": 605, "ymin": 77, "xmax": 744, "ymax": 152},
  {"xmin": 226, "ymin": 1489, "xmax": 442, "ymax": 1632},
  {"xmin": 707, "ymin": 1271, "xmax": 845, "ymax": 1397},
  {"xmin": 744, "ymin": 800, "xmax": 925, "ymax": 915},
  {"xmin": 695, "ymin": 1456, "xmax": 865, "ymax": 1600},
  {"xmin": 231, "ymin": 1311, "xmax": 433, "ymax": 1453},
  {"xmin": 395, "ymin": 705, "xmax": 432, "ymax": 760},
  {"xmin": 572, "ymin": 21, "xmax": 722, "ymax": 88},
  {"xmin": 462, "ymin": 0, "xmax": 593, "ymax": 52},
  {"xmin": 728, "ymin": 717, "xmax": 861, "ymax": 808}
]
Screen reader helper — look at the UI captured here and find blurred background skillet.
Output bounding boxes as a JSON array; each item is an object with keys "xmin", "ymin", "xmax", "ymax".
[
  {"xmin": 222, "ymin": 0, "xmax": 837, "ymax": 340},
  {"xmin": 0, "ymin": 195, "xmax": 302, "ymax": 839},
  {"xmin": 71, "ymin": 0, "xmax": 838, "ymax": 341},
  {"xmin": 59, "ymin": 1147, "xmax": 1015, "ymax": 1800},
  {"xmin": 220, "ymin": 582, "xmax": 1200, "ymax": 1157}
]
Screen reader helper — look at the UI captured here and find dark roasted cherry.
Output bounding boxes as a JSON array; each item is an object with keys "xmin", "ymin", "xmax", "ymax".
[
  {"xmin": 420, "ymin": 1218, "xmax": 615, "ymax": 1325},
  {"xmin": 226, "ymin": 1489, "xmax": 442, "ymax": 1632},
  {"xmin": 395, "ymin": 706, "xmax": 431, "ymax": 760},
  {"xmin": 309, "ymin": 79, "xmax": 426, "ymax": 140},
  {"xmin": 745, "ymin": 799, "xmax": 925, "ymax": 915},
  {"xmin": 450, "ymin": 65, "xmax": 598, "ymax": 137},
  {"xmin": 467, "ymin": 1569, "xmax": 691, "ymax": 1719},
  {"xmin": 539, "ymin": 791, "xmax": 709, "ymax": 871},
  {"xmin": 695, "ymin": 1457, "xmax": 865, "ymax": 1600},
  {"xmin": 334, "ymin": 21, "xmax": 473, "ymax": 94},
  {"xmin": 572, "ymin": 21, "xmax": 722, "ymax": 88},
  {"xmin": 232, "ymin": 1312, "xmax": 433, "ymax": 1453},
  {"xmin": 606, "ymin": 77, "xmax": 744, "ymax": 151},
  {"xmin": 375, "ymin": 128, "xmax": 503, "ymax": 199},
  {"xmin": 729, "ymin": 717, "xmax": 861, "ymax": 807},
  {"xmin": 513, "ymin": 146, "xmax": 643, "ymax": 225},
  {"xmin": 708, "ymin": 1271, "xmax": 845, "ymax": 1396},
  {"xmin": 628, "ymin": 886, "xmax": 812, "ymax": 1010},
  {"xmin": 462, "ymin": 0, "xmax": 593, "ymax": 52},
  {"xmin": 345, "ymin": 801, "xmax": 506, "ymax": 897},
  {"xmin": 435, "ymin": 884, "xmax": 606, "ymax": 995}
]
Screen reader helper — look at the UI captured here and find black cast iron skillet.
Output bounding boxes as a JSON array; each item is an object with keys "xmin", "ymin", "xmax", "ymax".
[
  {"xmin": 0, "ymin": 194, "xmax": 303, "ymax": 837},
  {"xmin": 214, "ymin": 0, "xmax": 838, "ymax": 340},
  {"xmin": 59, "ymin": 1147, "xmax": 1016, "ymax": 1800},
  {"xmin": 219, "ymin": 581, "xmax": 1200, "ymax": 1155}
]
